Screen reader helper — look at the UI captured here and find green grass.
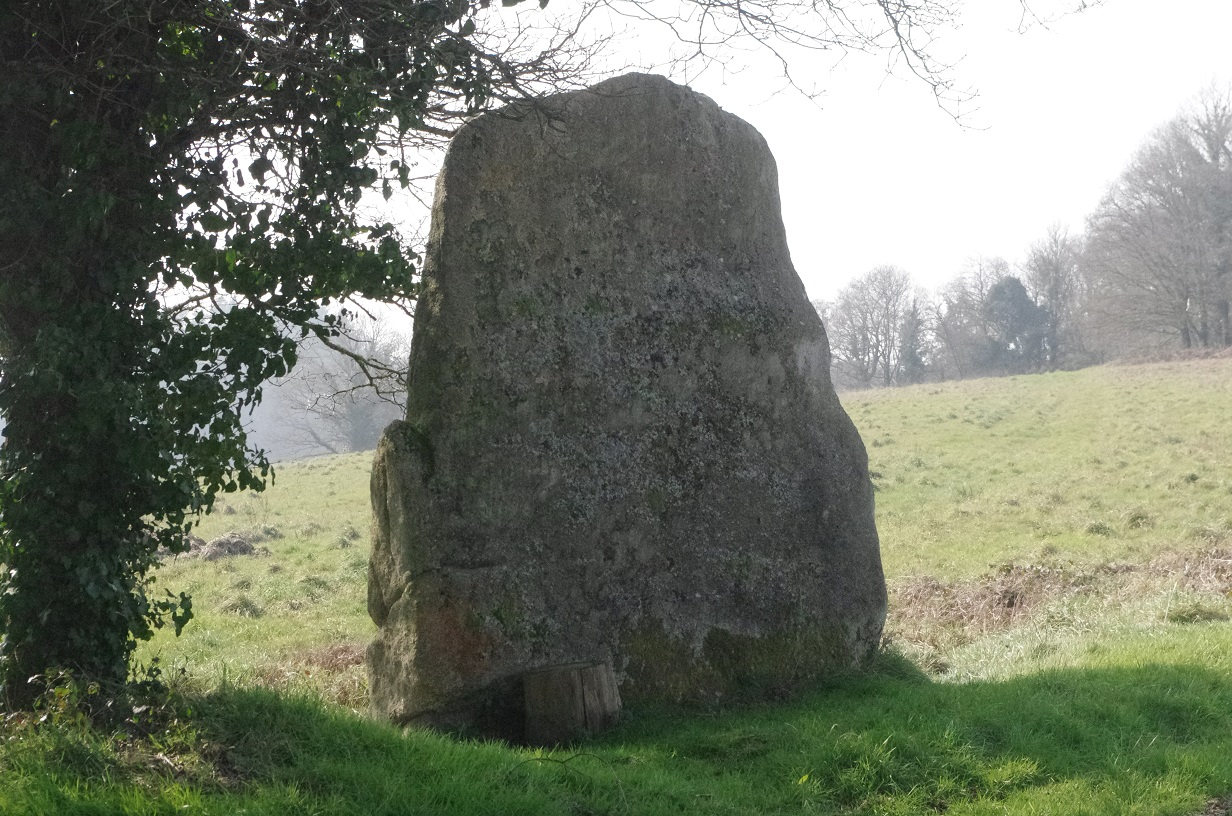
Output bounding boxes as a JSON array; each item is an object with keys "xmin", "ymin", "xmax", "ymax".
[
  {"xmin": 141, "ymin": 452, "xmax": 377, "ymax": 705},
  {"xmin": 4, "ymin": 357, "xmax": 1232, "ymax": 814},
  {"xmin": 5, "ymin": 633, "xmax": 1232, "ymax": 815},
  {"xmin": 848, "ymin": 359, "xmax": 1232, "ymax": 579}
]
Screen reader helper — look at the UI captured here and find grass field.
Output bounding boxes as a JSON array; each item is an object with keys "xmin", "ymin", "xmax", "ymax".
[{"xmin": 3, "ymin": 357, "xmax": 1231, "ymax": 814}]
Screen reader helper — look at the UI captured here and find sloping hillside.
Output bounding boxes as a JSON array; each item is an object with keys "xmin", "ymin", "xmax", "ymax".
[
  {"xmin": 142, "ymin": 357, "xmax": 1232, "ymax": 691},
  {"xmin": 26, "ymin": 357, "xmax": 1212, "ymax": 816},
  {"xmin": 848, "ymin": 358, "xmax": 1232, "ymax": 580}
]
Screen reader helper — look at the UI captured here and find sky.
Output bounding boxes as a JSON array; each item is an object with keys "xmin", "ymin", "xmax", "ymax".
[{"xmin": 656, "ymin": 0, "xmax": 1232, "ymax": 302}]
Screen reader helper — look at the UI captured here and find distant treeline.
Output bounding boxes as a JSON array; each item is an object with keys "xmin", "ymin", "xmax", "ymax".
[{"xmin": 816, "ymin": 87, "xmax": 1232, "ymax": 391}]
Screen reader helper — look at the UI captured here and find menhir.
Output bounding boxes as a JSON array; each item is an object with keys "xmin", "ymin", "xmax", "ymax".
[{"xmin": 367, "ymin": 72, "xmax": 886, "ymax": 738}]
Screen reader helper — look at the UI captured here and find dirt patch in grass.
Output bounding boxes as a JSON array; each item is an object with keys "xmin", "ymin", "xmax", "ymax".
[
  {"xmin": 887, "ymin": 548, "xmax": 1232, "ymax": 662},
  {"xmin": 250, "ymin": 642, "xmax": 369, "ymax": 709},
  {"xmin": 301, "ymin": 642, "xmax": 366, "ymax": 672},
  {"xmin": 892, "ymin": 562, "xmax": 1082, "ymax": 634},
  {"xmin": 887, "ymin": 562, "xmax": 1091, "ymax": 658},
  {"xmin": 1148, "ymin": 547, "xmax": 1232, "ymax": 593},
  {"xmin": 1203, "ymin": 794, "xmax": 1232, "ymax": 816}
]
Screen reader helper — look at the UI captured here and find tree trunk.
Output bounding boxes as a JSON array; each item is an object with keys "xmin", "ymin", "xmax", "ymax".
[{"xmin": 523, "ymin": 661, "xmax": 621, "ymax": 747}]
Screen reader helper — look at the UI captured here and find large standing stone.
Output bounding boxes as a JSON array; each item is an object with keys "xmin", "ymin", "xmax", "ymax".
[{"xmin": 368, "ymin": 73, "xmax": 886, "ymax": 736}]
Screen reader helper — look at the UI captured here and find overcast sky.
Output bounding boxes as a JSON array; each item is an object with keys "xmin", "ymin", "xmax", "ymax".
[{"xmin": 663, "ymin": 0, "xmax": 1232, "ymax": 302}]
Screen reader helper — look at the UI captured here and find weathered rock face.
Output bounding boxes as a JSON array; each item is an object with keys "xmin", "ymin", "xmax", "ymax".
[{"xmin": 368, "ymin": 73, "xmax": 886, "ymax": 735}]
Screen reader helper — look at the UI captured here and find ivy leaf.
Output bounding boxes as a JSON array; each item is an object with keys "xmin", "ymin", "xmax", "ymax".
[
  {"xmin": 248, "ymin": 155, "xmax": 273, "ymax": 184},
  {"xmin": 198, "ymin": 211, "xmax": 229, "ymax": 232}
]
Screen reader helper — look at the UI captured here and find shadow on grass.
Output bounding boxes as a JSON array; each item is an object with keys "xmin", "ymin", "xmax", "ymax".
[
  {"xmin": 6, "ymin": 649, "xmax": 1232, "ymax": 815},
  {"xmin": 178, "ymin": 649, "xmax": 1232, "ymax": 816}
]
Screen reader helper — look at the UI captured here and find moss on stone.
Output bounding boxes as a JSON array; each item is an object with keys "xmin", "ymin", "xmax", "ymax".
[
  {"xmin": 711, "ymin": 313, "xmax": 752, "ymax": 339},
  {"xmin": 644, "ymin": 487, "xmax": 669, "ymax": 518},
  {"xmin": 584, "ymin": 293, "xmax": 612, "ymax": 314},
  {"xmin": 700, "ymin": 626, "xmax": 851, "ymax": 701},
  {"xmin": 510, "ymin": 294, "xmax": 542, "ymax": 318},
  {"xmin": 621, "ymin": 618, "xmax": 856, "ymax": 706},
  {"xmin": 622, "ymin": 620, "xmax": 715, "ymax": 703},
  {"xmin": 398, "ymin": 424, "xmax": 435, "ymax": 485}
]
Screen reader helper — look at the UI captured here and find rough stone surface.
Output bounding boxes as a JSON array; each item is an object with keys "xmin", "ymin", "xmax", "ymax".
[{"xmin": 367, "ymin": 72, "xmax": 886, "ymax": 735}]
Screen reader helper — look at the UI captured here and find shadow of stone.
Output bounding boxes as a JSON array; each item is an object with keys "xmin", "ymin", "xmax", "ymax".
[{"xmin": 187, "ymin": 653, "xmax": 1232, "ymax": 814}]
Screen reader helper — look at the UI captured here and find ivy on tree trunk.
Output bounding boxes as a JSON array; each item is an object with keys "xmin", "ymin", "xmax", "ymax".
[{"xmin": 0, "ymin": 0, "xmax": 533, "ymax": 706}]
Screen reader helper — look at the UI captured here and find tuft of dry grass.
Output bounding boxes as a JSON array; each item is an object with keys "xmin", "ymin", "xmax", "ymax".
[
  {"xmin": 249, "ymin": 641, "xmax": 369, "ymax": 710},
  {"xmin": 891, "ymin": 562, "xmax": 1080, "ymax": 637},
  {"xmin": 1146, "ymin": 546, "xmax": 1232, "ymax": 592},
  {"xmin": 886, "ymin": 547, "xmax": 1232, "ymax": 672},
  {"xmin": 301, "ymin": 642, "xmax": 366, "ymax": 672}
]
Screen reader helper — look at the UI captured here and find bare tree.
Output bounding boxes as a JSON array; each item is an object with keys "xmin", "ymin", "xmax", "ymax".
[
  {"xmin": 274, "ymin": 313, "xmax": 410, "ymax": 456},
  {"xmin": 1022, "ymin": 224, "xmax": 1087, "ymax": 368},
  {"xmin": 1084, "ymin": 87, "xmax": 1232, "ymax": 352},
  {"xmin": 588, "ymin": 0, "xmax": 1099, "ymax": 113},
  {"xmin": 826, "ymin": 265, "xmax": 915, "ymax": 389}
]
